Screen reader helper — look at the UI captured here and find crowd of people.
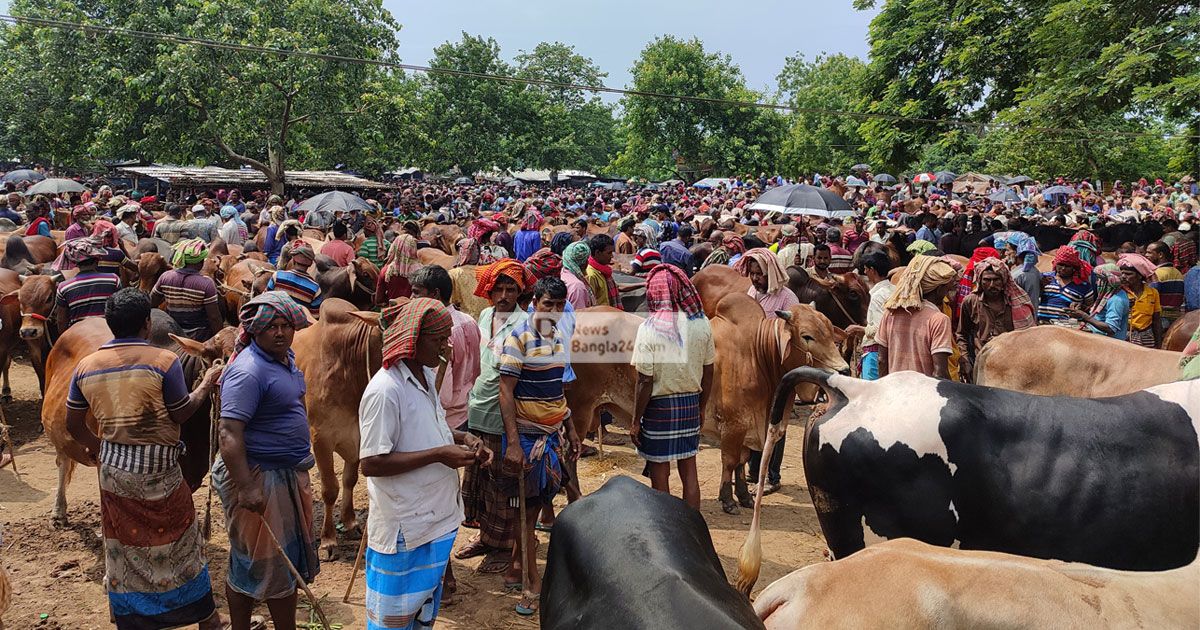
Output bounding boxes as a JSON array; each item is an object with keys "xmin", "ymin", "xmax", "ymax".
[{"xmin": 2, "ymin": 166, "xmax": 1199, "ymax": 629}]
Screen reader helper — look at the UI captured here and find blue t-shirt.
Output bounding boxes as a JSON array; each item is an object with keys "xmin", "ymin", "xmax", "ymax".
[
  {"xmin": 1184, "ymin": 267, "xmax": 1200, "ymax": 312},
  {"xmin": 1087, "ymin": 291, "xmax": 1130, "ymax": 341},
  {"xmin": 220, "ymin": 340, "xmax": 311, "ymax": 470},
  {"xmin": 514, "ymin": 229, "xmax": 542, "ymax": 262},
  {"xmin": 0, "ymin": 209, "xmax": 20, "ymax": 223}
]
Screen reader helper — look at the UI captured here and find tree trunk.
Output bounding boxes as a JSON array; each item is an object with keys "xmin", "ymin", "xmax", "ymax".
[{"xmin": 267, "ymin": 145, "xmax": 286, "ymax": 195}]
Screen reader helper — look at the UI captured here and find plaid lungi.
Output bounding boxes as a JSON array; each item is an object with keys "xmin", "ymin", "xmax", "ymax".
[
  {"xmin": 459, "ymin": 431, "xmax": 514, "ymax": 549},
  {"xmin": 637, "ymin": 392, "xmax": 701, "ymax": 463},
  {"xmin": 1129, "ymin": 327, "xmax": 1156, "ymax": 348},
  {"xmin": 99, "ymin": 444, "xmax": 215, "ymax": 629},
  {"xmin": 212, "ymin": 454, "xmax": 320, "ymax": 601},
  {"xmin": 365, "ymin": 528, "xmax": 456, "ymax": 629}
]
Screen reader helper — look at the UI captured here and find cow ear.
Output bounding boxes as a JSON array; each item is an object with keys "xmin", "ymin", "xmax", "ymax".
[
  {"xmin": 0, "ymin": 290, "xmax": 19, "ymax": 307},
  {"xmin": 774, "ymin": 309, "xmax": 792, "ymax": 322},
  {"xmin": 831, "ymin": 325, "xmax": 848, "ymax": 343},
  {"xmin": 348, "ymin": 311, "xmax": 380, "ymax": 328},
  {"xmin": 170, "ymin": 333, "xmax": 207, "ymax": 357},
  {"xmin": 240, "ymin": 278, "xmax": 253, "ymax": 291}
]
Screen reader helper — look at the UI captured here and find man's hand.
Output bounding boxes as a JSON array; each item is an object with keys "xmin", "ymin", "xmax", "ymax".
[
  {"xmin": 201, "ymin": 364, "xmax": 224, "ymax": 389},
  {"xmin": 629, "ymin": 419, "xmax": 641, "ymax": 448},
  {"xmin": 567, "ymin": 429, "xmax": 582, "ymax": 463},
  {"xmin": 462, "ymin": 433, "xmax": 494, "ymax": 467},
  {"xmin": 237, "ymin": 483, "xmax": 266, "ymax": 514},
  {"xmin": 438, "ymin": 444, "xmax": 478, "ymax": 469},
  {"xmin": 503, "ymin": 441, "xmax": 525, "ymax": 474}
]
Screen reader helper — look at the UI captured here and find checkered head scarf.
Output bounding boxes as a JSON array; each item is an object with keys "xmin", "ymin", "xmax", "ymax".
[
  {"xmin": 380, "ymin": 297, "xmax": 453, "ymax": 369},
  {"xmin": 171, "ymin": 238, "xmax": 209, "ymax": 268},
  {"xmin": 474, "ymin": 259, "xmax": 532, "ymax": 300},
  {"xmin": 643, "ymin": 263, "xmax": 704, "ymax": 345},
  {"xmin": 233, "ymin": 291, "xmax": 311, "ymax": 357}
]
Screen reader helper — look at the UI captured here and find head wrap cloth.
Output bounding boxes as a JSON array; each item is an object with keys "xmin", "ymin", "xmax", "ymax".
[{"xmin": 380, "ymin": 297, "xmax": 453, "ymax": 369}]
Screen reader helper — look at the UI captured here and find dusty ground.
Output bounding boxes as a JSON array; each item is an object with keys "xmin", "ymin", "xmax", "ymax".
[{"xmin": 0, "ymin": 359, "xmax": 826, "ymax": 629}]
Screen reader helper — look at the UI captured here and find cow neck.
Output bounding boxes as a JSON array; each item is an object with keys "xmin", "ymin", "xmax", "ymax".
[{"xmin": 753, "ymin": 317, "xmax": 787, "ymax": 384}]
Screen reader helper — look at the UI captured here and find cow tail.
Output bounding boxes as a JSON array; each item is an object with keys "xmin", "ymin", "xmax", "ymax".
[
  {"xmin": 769, "ymin": 367, "xmax": 845, "ymax": 427},
  {"xmin": 973, "ymin": 343, "xmax": 991, "ymax": 385}
]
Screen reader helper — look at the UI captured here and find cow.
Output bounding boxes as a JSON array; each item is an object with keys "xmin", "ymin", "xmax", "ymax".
[
  {"xmin": 216, "ymin": 258, "xmax": 274, "ymax": 321},
  {"xmin": 136, "ymin": 251, "xmax": 170, "ymax": 293},
  {"xmin": 1165, "ymin": 310, "xmax": 1199, "ymax": 352},
  {"xmin": 416, "ymin": 246, "xmax": 457, "ymax": 269},
  {"xmin": 693, "ymin": 264, "xmax": 750, "ymax": 318},
  {"xmin": 420, "ymin": 223, "xmax": 463, "ymax": 256},
  {"xmin": 975, "ymin": 326, "xmax": 1182, "ymax": 397},
  {"xmin": 786, "ymin": 267, "xmax": 868, "ymax": 329},
  {"xmin": 2, "ymin": 274, "xmax": 57, "ymax": 392},
  {"xmin": 0, "ymin": 234, "xmax": 57, "ymax": 273},
  {"xmin": 40, "ymin": 313, "xmax": 235, "ymax": 525},
  {"xmin": 290, "ymin": 298, "xmax": 382, "ymax": 558},
  {"xmin": 0, "ymin": 269, "xmax": 21, "ymax": 402},
  {"xmin": 753, "ymin": 538, "xmax": 1199, "ymax": 630},
  {"xmin": 313, "ymin": 256, "xmax": 379, "ymax": 311},
  {"xmin": 735, "ymin": 368, "xmax": 1198, "ymax": 595},
  {"xmin": 541, "ymin": 476, "xmax": 764, "ymax": 630}
]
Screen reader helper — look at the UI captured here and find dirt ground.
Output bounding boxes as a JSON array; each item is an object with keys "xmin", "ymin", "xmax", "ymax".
[{"xmin": 0, "ymin": 359, "xmax": 826, "ymax": 629}]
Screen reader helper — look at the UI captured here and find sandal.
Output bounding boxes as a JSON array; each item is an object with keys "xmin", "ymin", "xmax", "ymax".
[
  {"xmin": 535, "ymin": 522, "xmax": 554, "ymax": 533},
  {"xmin": 478, "ymin": 551, "xmax": 511, "ymax": 574},
  {"xmin": 515, "ymin": 591, "xmax": 539, "ymax": 616},
  {"xmin": 579, "ymin": 445, "xmax": 599, "ymax": 458},
  {"xmin": 460, "ymin": 519, "xmax": 480, "ymax": 530},
  {"xmin": 454, "ymin": 538, "xmax": 491, "ymax": 560}
]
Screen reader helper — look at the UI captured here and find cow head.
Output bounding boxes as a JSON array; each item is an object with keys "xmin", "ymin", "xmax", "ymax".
[
  {"xmin": 1, "ymin": 274, "xmax": 57, "ymax": 340},
  {"xmin": 137, "ymin": 252, "xmax": 169, "ymax": 293},
  {"xmin": 776, "ymin": 305, "xmax": 850, "ymax": 375},
  {"xmin": 170, "ymin": 326, "xmax": 239, "ymax": 364}
]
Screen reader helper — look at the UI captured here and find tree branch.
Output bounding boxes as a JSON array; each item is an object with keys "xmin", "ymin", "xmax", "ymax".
[{"xmin": 213, "ymin": 134, "xmax": 273, "ymax": 176}]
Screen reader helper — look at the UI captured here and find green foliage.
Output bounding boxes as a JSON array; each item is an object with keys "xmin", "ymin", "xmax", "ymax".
[{"xmin": 776, "ymin": 53, "xmax": 869, "ymax": 178}]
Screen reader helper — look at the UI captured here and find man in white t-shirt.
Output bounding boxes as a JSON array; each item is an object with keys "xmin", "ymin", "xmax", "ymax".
[{"xmin": 358, "ymin": 297, "xmax": 492, "ymax": 628}]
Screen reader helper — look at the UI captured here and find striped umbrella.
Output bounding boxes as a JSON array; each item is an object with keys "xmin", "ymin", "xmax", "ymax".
[{"xmin": 912, "ymin": 172, "xmax": 936, "ymax": 185}]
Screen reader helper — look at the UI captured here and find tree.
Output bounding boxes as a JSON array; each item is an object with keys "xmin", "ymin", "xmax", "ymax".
[
  {"xmin": 0, "ymin": 0, "xmax": 405, "ymax": 193},
  {"xmin": 776, "ymin": 53, "xmax": 869, "ymax": 178},
  {"xmin": 420, "ymin": 33, "xmax": 523, "ymax": 177},
  {"xmin": 512, "ymin": 42, "xmax": 618, "ymax": 176},
  {"xmin": 619, "ymin": 36, "xmax": 778, "ymax": 181}
]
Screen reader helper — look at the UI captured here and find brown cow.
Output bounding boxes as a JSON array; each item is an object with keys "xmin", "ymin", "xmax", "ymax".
[
  {"xmin": 1165, "ymin": 310, "xmax": 1199, "ymax": 352},
  {"xmin": 136, "ymin": 252, "xmax": 170, "ymax": 293},
  {"xmin": 449, "ymin": 265, "xmax": 489, "ymax": 320},
  {"xmin": 0, "ymin": 269, "xmax": 21, "ymax": 401},
  {"xmin": 217, "ymin": 258, "xmax": 274, "ymax": 321},
  {"xmin": 421, "ymin": 224, "xmax": 463, "ymax": 256},
  {"xmin": 314, "ymin": 256, "xmax": 379, "ymax": 310},
  {"xmin": 1, "ymin": 274, "xmax": 56, "ymax": 391},
  {"xmin": 975, "ymin": 325, "xmax": 1182, "ymax": 397},
  {"xmin": 787, "ymin": 267, "xmax": 869, "ymax": 329},
  {"xmin": 692, "ymin": 264, "xmax": 750, "ymax": 318},
  {"xmin": 41, "ymin": 314, "xmax": 235, "ymax": 524},
  {"xmin": 0, "ymin": 234, "xmax": 58, "ymax": 273},
  {"xmin": 417, "ymin": 246, "xmax": 457, "ymax": 269},
  {"xmin": 290, "ymin": 298, "xmax": 382, "ymax": 558},
  {"xmin": 753, "ymin": 539, "xmax": 1198, "ymax": 629}
]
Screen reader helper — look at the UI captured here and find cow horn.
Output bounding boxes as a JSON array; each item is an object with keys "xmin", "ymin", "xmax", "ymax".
[{"xmin": 774, "ymin": 309, "xmax": 792, "ymax": 322}]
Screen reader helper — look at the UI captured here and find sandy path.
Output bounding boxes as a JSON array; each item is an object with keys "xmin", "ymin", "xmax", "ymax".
[{"xmin": 0, "ymin": 360, "xmax": 825, "ymax": 628}]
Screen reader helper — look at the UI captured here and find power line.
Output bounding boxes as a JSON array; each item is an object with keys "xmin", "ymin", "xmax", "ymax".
[{"xmin": 1, "ymin": 13, "xmax": 1196, "ymax": 141}]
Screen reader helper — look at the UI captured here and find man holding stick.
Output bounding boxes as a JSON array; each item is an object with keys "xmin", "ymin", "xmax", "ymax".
[{"xmin": 358, "ymin": 297, "xmax": 493, "ymax": 629}]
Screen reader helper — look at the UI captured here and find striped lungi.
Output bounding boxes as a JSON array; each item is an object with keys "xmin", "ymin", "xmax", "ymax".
[
  {"xmin": 212, "ymin": 454, "xmax": 320, "ymax": 601},
  {"xmin": 1129, "ymin": 327, "xmax": 1156, "ymax": 348},
  {"xmin": 637, "ymin": 392, "xmax": 701, "ymax": 463},
  {"xmin": 459, "ymin": 431, "xmax": 514, "ymax": 549},
  {"xmin": 499, "ymin": 429, "xmax": 568, "ymax": 504},
  {"xmin": 98, "ymin": 442, "xmax": 215, "ymax": 629},
  {"xmin": 365, "ymin": 528, "xmax": 457, "ymax": 630}
]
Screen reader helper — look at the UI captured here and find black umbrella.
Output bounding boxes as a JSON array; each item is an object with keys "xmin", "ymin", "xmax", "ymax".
[
  {"xmin": 454, "ymin": 176, "xmax": 474, "ymax": 185},
  {"xmin": 1005, "ymin": 175, "xmax": 1033, "ymax": 185},
  {"xmin": 873, "ymin": 173, "xmax": 897, "ymax": 184},
  {"xmin": 25, "ymin": 178, "xmax": 85, "ymax": 195},
  {"xmin": 851, "ymin": 163, "xmax": 871, "ymax": 172},
  {"xmin": 935, "ymin": 171, "xmax": 957, "ymax": 185},
  {"xmin": 2, "ymin": 169, "xmax": 46, "ymax": 184},
  {"xmin": 294, "ymin": 191, "xmax": 372, "ymax": 216},
  {"xmin": 1042, "ymin": 185, "xmax": 1075, "ymax": 196},
  {"xmin": 988, "ymin": 188, "xmax": 1024, "ymax": 203},
  {"xmin": 747, "ymin": 183, "xmax": 854, "ymax": 219}
]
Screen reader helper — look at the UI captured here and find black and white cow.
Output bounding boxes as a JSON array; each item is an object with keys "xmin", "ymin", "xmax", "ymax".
[
  {"xmin": 542, "ymin": 476, "xmax": 763, "ymax": 630},
  {"xmin": 738, "ymin": 368, "xmax": 1198, "ymax": 592}
]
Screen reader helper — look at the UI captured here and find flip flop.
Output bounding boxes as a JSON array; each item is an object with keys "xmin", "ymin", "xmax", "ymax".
[
  {"xmin": 478, "ymin": 553, "xmax": 511, "ymax": 574},
  {"xmin": 515, "ymin": 592, "xmax": 538, "ymax": 616},
  {"xmin": 579, "ymin": 445, "xmax": 599, "ymax": 458},
  {"xmin": 454, "ymin": 539, "xmax": 491, "ymax": 560}
]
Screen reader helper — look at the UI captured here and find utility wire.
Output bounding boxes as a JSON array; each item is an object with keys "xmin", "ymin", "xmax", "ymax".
[{"xmin": 0, "ymin": 13, "xmax": 1195, "ymax": 140}]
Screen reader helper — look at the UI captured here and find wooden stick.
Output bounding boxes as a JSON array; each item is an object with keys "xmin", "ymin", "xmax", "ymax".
[
  {"xmin": 257, "ymin": 513, "xmax": 333, "ymax": 630},
  {"xmin": 0, "ymin": 404, "xmax": 19, "ymax": 481},
  {"xmin": 517, "ymin": 472, "xmax": 529, "ymax": 600},
  {"xmin": 202, "ymin": 359, "xmax": 224, "ymax": 540},
  {"xmin": 343, "ymin": 528, "xmax": 368, "ymax": 604}
]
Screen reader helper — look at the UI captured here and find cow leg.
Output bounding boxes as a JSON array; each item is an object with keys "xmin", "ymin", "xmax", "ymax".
[
  {"xmin": 312, "ymin": 438, "xmax": 341, "ymax": 560},
  {"xmin": 0, "ymin": 350, "xmax": 11, "ymax": 402},
  {"xmin": 718, "ymin": 430, "xmax": 744, "ymax": 514},
  {"xmin": 734, "ymin": 449, "xmax": 754, "ymax": 509},
  {"xmin": 337, "ymin": 440, "xmax": 361, "ymax": 539},
  {"xmin": 52, "ymin": 455, "xmax": 74, "ymax": 527}
]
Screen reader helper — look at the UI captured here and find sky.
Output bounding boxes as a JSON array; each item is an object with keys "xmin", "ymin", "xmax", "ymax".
[
  {"xmin": 0, "ymin": 0, "xmax": 879, "ymax": 93},
  {"xmin": 387, "ymin": 0, "xmax": 879, "ymax": 94}
]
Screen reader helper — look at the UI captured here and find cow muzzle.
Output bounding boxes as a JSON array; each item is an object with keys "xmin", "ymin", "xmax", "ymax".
[{"xmin": 20, "ymin": 313, "xmax": 47, "ymax": 339}]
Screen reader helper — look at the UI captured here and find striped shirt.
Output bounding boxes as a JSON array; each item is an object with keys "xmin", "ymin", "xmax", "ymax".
[
  {"xmin": 151, "ymin": 269, "xmax": 218, "ymax": 332},
  {"xmin": 267, "ymin": 270, "xmax": 323, "ymax": 315},
  {"xmin": 499, "ymin": 318, "xmax": 569, "ymax": 430},
  {"xmin": 1152, "ymin": 264, "xmax": 1185, "ymax": 324},
  {"xmin": 55, "ymin": 271, "xmax": 120, "ymax": 325},
  {"xmin": 67, "ymin": 339, "xmax": 190, "ymax": 446},
  {"xmin": 1037, "ymin": 274, "xmax": 1095, "ymax": 322},
  {"xmin": 356, "ymin": 236, "xmax": 385, "ymax": 269},
  {"xmin": 96, "ymin": 247, "xmax": 128, "ymax": 276}
]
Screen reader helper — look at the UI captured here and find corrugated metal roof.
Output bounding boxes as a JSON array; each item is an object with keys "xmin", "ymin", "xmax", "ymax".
[{"xmin": 117, "ymin": 166, "xmax": 391, "ymax": 189}]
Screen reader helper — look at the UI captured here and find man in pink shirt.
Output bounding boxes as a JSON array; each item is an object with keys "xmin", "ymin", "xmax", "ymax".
[
  {"xmin": 319, "ymin": 221, "xmax": 356, "ymax": 267},
  {"xmin": 410, "ymin": 265, "xmax": 481, "ymax": 429},
  {"xmin": 733, "ymin": 248, "xmax": 799, "ymax": 318}
]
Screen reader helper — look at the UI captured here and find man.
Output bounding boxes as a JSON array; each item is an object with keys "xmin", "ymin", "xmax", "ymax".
[
  {"xmin": 356, "ymin": 217, "xmax": 388, "ymax": 270},
  {"xmin": 914, "ymin": 213, "xmax": 941, "ymax": 246},
  {"xmin": 0, "ymin": 196, "xmax": 20, "ymax": 224},
  {"xmin": 1037, "ymin": 247, "xmax": 1094, "ymax": 323},
  {"xmin": 152, "ymin": 203, "xmax": 191, "ymax": 244},
  {"xmin": 1008, "ymin": 233, "xmax": 1042, "ymax": 307},
  {"xmin": 358, "ymin": 297, "xmax": 493, "ymax": 629},
  {"xmin": 267, "ymin": 240, "xmax": 323, "ymax": 316},
  {"xmin": 858, "ymin": 250, "xmax": 895, "ymax": 381},
  {"xmin": 151, "ymin": 239, "xmax": 224, "ymax": 341},
  {"xmin": 410, "ymin": 265, "xmax": 481, "ymax": 431},
  {"xmin": 1147, "ymin": 241, "xmax": 1185, "ymax": 328},
  {"xmin": 514, "ymin": 210, "xmax": 543, "ymax": 262},
  {"xmin": 115, "ymin": 204, "xmax": 140, "ymax": 244},
  {"xmin": 614, "ymin": 217, "xmax": 637, "ymax": 255},
  {"xmin": 499, "ymin": 276, "xmax": 580, "ymax": 616},
  {"xmin": 877, "ymin": 256, "xmax": 959, "ymax": 379},
  {"xmin": 734, "ymin": 248, "xmax": 799, "ymax": 318},
  {"xmin": 66, "ymin": 289, "xmax": 224, "ymax": 630},
  {"xmin": 660, "ymin": 225, "xmax": 696, "ymax": 275},
  {"xmin": 826, "ymin": 227, "xmax": 854, "ymax": 274},
  {"xmin": 631, "ymin": 264, "xmax": 713, "ymax": 507},
  {"xmin": 570, "ymin": 217, "xmax": 588, "ymax": 241},
  {"xmin": 702, "ymin": 233, "xmax": 745, "ymax": 269},
  {"xmin": 213, "ymin": 292, "xmax": 318, "ymax": 630},
  {"xmin": 320, "ymin": 221, "xmax": 357, "ymax": 267},
  {"xmin": 585, "ymin": 234, "xmax": 623, "ymax": 309},
  {"xmin": 1119, "ymin": 253, "xmax": 1163, "ymax": 348},
  {"xmin": 811, "ymin": 244, "xmax": 835, "ymax": 280},
  {"xmin": 64, "ymin": 204, "xmax": 94, "ymax": 242},
  {"xmin": 956, "ymin": 258, "xmax": 1035, "ymax": 380},
  {"xmin": 218, "ymin": 204, "xmax": 247, "ymax": 246},
  {"xmin": 560, "ymin": 241, "xmax": 594, "ymax": 310},
  {"xmin": 939, "ymin": 215, "xmax": 967, "ymax": 257},
  {"xmin": 455, "ymin": 260, "xmax": 530, "ymax": 573},
  {"xmin": 303, "ymin": 203, "xmax": 334, "ymax": 230},
  {"xmin": 54, "ymin": 238, "xmax": 121, "ymax": 333}
]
